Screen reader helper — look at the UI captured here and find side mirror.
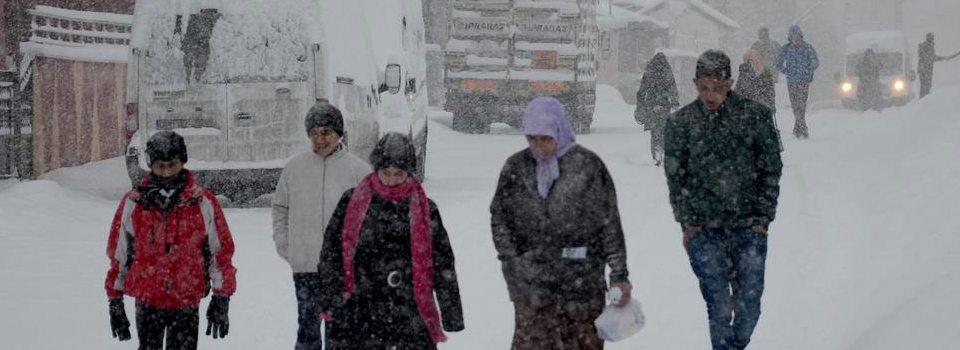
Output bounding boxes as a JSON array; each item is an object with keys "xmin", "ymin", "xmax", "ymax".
[
  {"xmin": 907, "ymin": 69, "xmax": 917, "ymax": 81},
  {"xmin": 834, "ymin": 72, "xmax": 841, "ymax": 83},
  {"xmin": 383, "ymin": 63, "xmax": 402, "ymax": 94}
]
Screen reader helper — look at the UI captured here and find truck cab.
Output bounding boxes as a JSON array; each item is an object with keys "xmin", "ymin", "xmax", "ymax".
[{"xmin": 837, "ymin": 30, "xmax": 917, "ymax": 109}]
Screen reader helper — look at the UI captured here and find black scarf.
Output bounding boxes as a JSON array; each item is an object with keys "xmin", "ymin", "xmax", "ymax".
[{"xmin": 137, "ymin": 171, "xmax": 188, "ymax": 212}]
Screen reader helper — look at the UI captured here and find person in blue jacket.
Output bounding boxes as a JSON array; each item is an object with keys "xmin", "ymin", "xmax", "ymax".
[{"xmin": 776, "ymin": 25, "xmax": 819, "ymax": 139}]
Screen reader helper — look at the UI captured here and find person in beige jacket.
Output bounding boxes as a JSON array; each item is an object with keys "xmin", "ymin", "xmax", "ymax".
[{"xmin": 272, "ymin": 102, "xmax": 372, "ymax": 350}]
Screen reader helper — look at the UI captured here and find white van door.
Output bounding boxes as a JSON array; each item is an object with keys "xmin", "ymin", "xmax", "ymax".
[{"xmin": 226, "ymin": 81, "xmax": 311, "ymax": 163}]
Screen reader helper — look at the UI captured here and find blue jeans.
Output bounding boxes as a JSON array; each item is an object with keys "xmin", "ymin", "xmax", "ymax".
[
  {"xmin": 688, "ymin": 228, "xmax": 768, "ymax": 350},
  {"xmin": 293, "ymin": 273, "xmax": 328, "ymax": 350}
]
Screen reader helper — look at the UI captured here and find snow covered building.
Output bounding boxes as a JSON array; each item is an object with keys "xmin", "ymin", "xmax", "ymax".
[
  {"xmin": 632, "ymin": 0, "xmax": 740, "ymax": 54},
  {"xmin": 0, "ymin": 0, "xmax": 134, "ymax": 178},
  {"xmin": 596, "ymin": 0, "xmax": 669, "ymax": 104}
]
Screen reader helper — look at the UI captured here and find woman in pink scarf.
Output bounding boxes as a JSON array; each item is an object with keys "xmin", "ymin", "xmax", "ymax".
[{"xmin": 318, "ymin": 133, "xmax": 464, "ymax": 350}]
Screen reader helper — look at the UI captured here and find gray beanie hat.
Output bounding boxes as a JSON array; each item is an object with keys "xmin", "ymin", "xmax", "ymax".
[{"xmin": 304, "ymin": 102, "xmax": 344, "ymax": 136}]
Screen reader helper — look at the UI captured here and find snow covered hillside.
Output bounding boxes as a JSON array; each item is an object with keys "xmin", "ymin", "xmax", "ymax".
[{"xmin": 1, "ymin": 83, "xmax": 959, "ymax": 349}]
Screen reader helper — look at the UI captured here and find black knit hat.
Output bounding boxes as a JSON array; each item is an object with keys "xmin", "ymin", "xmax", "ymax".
[
  {"xmin": 369, "ymin": 132, "xmax": 416, "ymax": 174},
  {"xmin": 696, "ymin": 50, "xmax": 732, "ymax": 79},
  {"xmin": 146, "ymin": 131, "xmax": 187, "ymax": 165},
  {"xmin": 304, "ymin": 102, "xmax": 344, "ymax": 136}
]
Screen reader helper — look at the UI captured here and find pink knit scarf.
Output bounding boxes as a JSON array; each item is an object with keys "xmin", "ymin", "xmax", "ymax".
[{"xmin": 341, "ymin": 173, "xmax": 447, "ymax": 343}]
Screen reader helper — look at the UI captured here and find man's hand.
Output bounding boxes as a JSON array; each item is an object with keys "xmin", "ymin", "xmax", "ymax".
[
  {"xmin": 752, "ymin": 225, "xmax": 768, "ymax": 236},
  {"xmin": 613, "ymin": 283, "xmax": 632, "ymax": 307}
]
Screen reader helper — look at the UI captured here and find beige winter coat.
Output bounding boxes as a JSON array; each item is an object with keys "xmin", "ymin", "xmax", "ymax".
[{"xmin": 272, "ymin": 147, "xmax": 372, "ymax": 272}]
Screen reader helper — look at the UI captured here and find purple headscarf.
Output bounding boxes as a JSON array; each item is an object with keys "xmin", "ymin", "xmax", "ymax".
[{"xmin": 522, "ymin": 97, "xmax": 577, "ymax": 198}]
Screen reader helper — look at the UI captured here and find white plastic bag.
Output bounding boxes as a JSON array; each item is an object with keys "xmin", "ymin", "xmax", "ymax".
[{"xmin": 594, "ymin": 293, "xmax": 645, "ymax": 342}]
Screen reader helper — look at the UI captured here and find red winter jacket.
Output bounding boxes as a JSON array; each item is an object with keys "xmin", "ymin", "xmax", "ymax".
[{"xmin": 104, "ymin": 171, "xmax": 237, "ymax": 309}]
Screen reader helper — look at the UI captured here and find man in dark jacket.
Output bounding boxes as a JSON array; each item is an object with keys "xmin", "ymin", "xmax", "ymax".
[
  {"xmin": 105, "ymin": 131, "xmax": 237, "ymax": 349},
  {"xmin": 856, "ymin": 49, "xmax": 884, "ymax": 111},
  {"xmin": 918, "ymin": 33, "xmax": 960, "ymax": 98},
  {"xmin": 491, "ymin": 97, "xmax": 630, "ymax": 350},
  {"xmin": 776, "ymin": 25, "xmax": 818, "ymax": 139},
  {"xmin": 665, "ymin": 50, "xmax": 783, "ymax": 350}
]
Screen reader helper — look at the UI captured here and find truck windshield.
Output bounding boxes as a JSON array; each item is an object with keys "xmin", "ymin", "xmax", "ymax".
[
  {"xmin": 143, "ymin": 10, "xmax": 309, "ymax": 85},
  {"xmin": 846, "ymin": 52, "xmax": 904, "ymax": 77}
]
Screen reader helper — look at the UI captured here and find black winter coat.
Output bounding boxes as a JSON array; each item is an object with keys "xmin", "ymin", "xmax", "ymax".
[
  {"xmin": 664, "ymin": 91, "xmax": 783, "ymax": 230},
  {"xmin": 735, "ymin": 63, "xmax": 776, "ymax": 113},
  {"xmin": 490, "ymin": 145, "xmax": 629, "ymax": 302},
  {"xmin": 318, "ymin": 189, "xmax": 464, "ymax": 350},
  {"xmin": 635, "ymin": 54, "xmax": 680, "ymax": 132}
]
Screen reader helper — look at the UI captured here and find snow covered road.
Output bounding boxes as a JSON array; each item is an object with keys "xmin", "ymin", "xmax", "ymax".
[{"xmin": 2, "ymin": 84, "xmax": 959, "ymax": 349}]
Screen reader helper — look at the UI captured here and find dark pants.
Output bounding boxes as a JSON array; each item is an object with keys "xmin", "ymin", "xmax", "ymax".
[
  {"xmin": 919, "ymin": 71, "xmax": 933, "ymax": 98},
  {"xmin": 787, "ymin": 82, "xmax": 810, "ymax": 138},
  {"xmin": 511, "ymin": 295, "xmax": 605, "ymax": 350},
  {"xmin": 294, "ymin": 272, "xmax": 326, "ymax": 350},
  {"xmin": 687, "ymin": 229, "xmax": 768, "ymax": 350},
  {"xmin": 135, "ymin": 303, "xmax": 199, "ymax": 350}
]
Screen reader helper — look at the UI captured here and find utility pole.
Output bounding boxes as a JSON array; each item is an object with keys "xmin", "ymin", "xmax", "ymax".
[{"xmin": 10, "ymin": 0, "xmax": 23, "ymax": 178}]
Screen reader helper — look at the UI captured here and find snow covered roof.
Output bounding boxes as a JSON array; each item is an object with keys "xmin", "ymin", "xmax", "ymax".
[
  {"xmin": 597, "ymin": 0, "xmax": 669, "ymax": 30},
  {"xmin": 20, "ymin": 42, "xmax": 128, "ymax": 64},
  {"xmin": 638, "ymin": 0, "xmax": 740, "ymax": 30}
]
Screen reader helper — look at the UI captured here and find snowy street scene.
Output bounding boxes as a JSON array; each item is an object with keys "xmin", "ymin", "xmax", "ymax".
[{"xmin": 2, "ymin": 0, "xmax": 960, "ymax": 349}]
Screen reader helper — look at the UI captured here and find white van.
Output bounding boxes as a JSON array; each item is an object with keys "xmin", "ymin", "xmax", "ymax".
[
  {"xmin": 836, "ymin": 30, "xmax": 917, "ymax": 109},
  {"xmin": 124, "ymin": 0, "xmax": 420, "ymax": 202},
  {"xmin": 363, "ymin": 0, "xmax": 429, "ymax": 179}
]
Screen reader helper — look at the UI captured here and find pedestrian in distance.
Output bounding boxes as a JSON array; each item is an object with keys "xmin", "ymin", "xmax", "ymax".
[
  {"xmin": 750, "ymin": 27, "xmax": 782, "ymax": 83},
  {"xmin": 491, "ymin": 96, "xmax": 632, "ymax": 350},
  {"xmin": 776, "ymin": 25, "xmax": 819, "ymax": 139},
  {"xmin": 272, "ymin": 102, "xmax": 372, "ymax": 349},
  {"xmin": 736, "ymin": 49, "xmax": 777, "ymax": 113},
  {"xmin": 855, "ymin": 49, "xmax": 885, "ymax": 112},
  {"xmin": 635, "ymin": 52, "xmax": 680, "ymax": 166},
  {"xmin": 105, "ymin": 131, "xmax": 237, "ymax": 350},
  {"xmin": 917, "ymin": 32, "xmax": 960, "ymax": 99},
  {"xmin": 318, "ymin": 133, "xmax": 464, "ymax": 350},
  {"xmin": 664, "ymin": 50, "xmax": 783, "ymax": 350}
]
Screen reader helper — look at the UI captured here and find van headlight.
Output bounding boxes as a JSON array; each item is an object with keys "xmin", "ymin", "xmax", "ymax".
[
  {"xmin": 841, "ymin": 82, "xmax": 853, "ymax": 93},
  {"xmin": 893, "ymin": 80, "xmax": 905, "ymax": 91}
]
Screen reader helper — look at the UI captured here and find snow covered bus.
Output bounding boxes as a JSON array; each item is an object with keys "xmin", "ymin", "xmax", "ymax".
[{"xmin": 123, "ymin": 0, "xmax": 426, "ymax": 203}]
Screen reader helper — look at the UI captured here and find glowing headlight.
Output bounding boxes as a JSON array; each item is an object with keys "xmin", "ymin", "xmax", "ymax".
[
  {"xmin": 894, "ymin": 80, "xmax": 905, "ymax": 91},
  {"xmin": 841, "ymin": 82, "xmax": 853, "ymax": 93}
]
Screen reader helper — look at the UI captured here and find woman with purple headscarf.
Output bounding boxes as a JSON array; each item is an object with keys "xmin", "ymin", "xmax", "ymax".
[{"xmin": 490, "ymin": 97, "xmax": 632, "ymax": 350}]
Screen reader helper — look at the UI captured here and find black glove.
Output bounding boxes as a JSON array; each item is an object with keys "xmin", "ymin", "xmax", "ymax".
[
  {"xmin": 108, "ymin": 298, "xmax": 131, "ymax": 341},
  {"xmin": 205, "ymin": 295, "xmax": 230, "ymax": 339}
]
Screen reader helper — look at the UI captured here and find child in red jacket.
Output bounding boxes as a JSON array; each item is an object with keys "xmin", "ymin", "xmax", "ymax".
[{"xmin": 105, "ymin": 131, "xmax": 236, "ymax": 349}]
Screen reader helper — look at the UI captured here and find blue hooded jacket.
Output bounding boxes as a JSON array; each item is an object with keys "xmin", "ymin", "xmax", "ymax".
[{"xmin": 776, "ymin": 25, "xmax": 819, "ymax": 83}]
